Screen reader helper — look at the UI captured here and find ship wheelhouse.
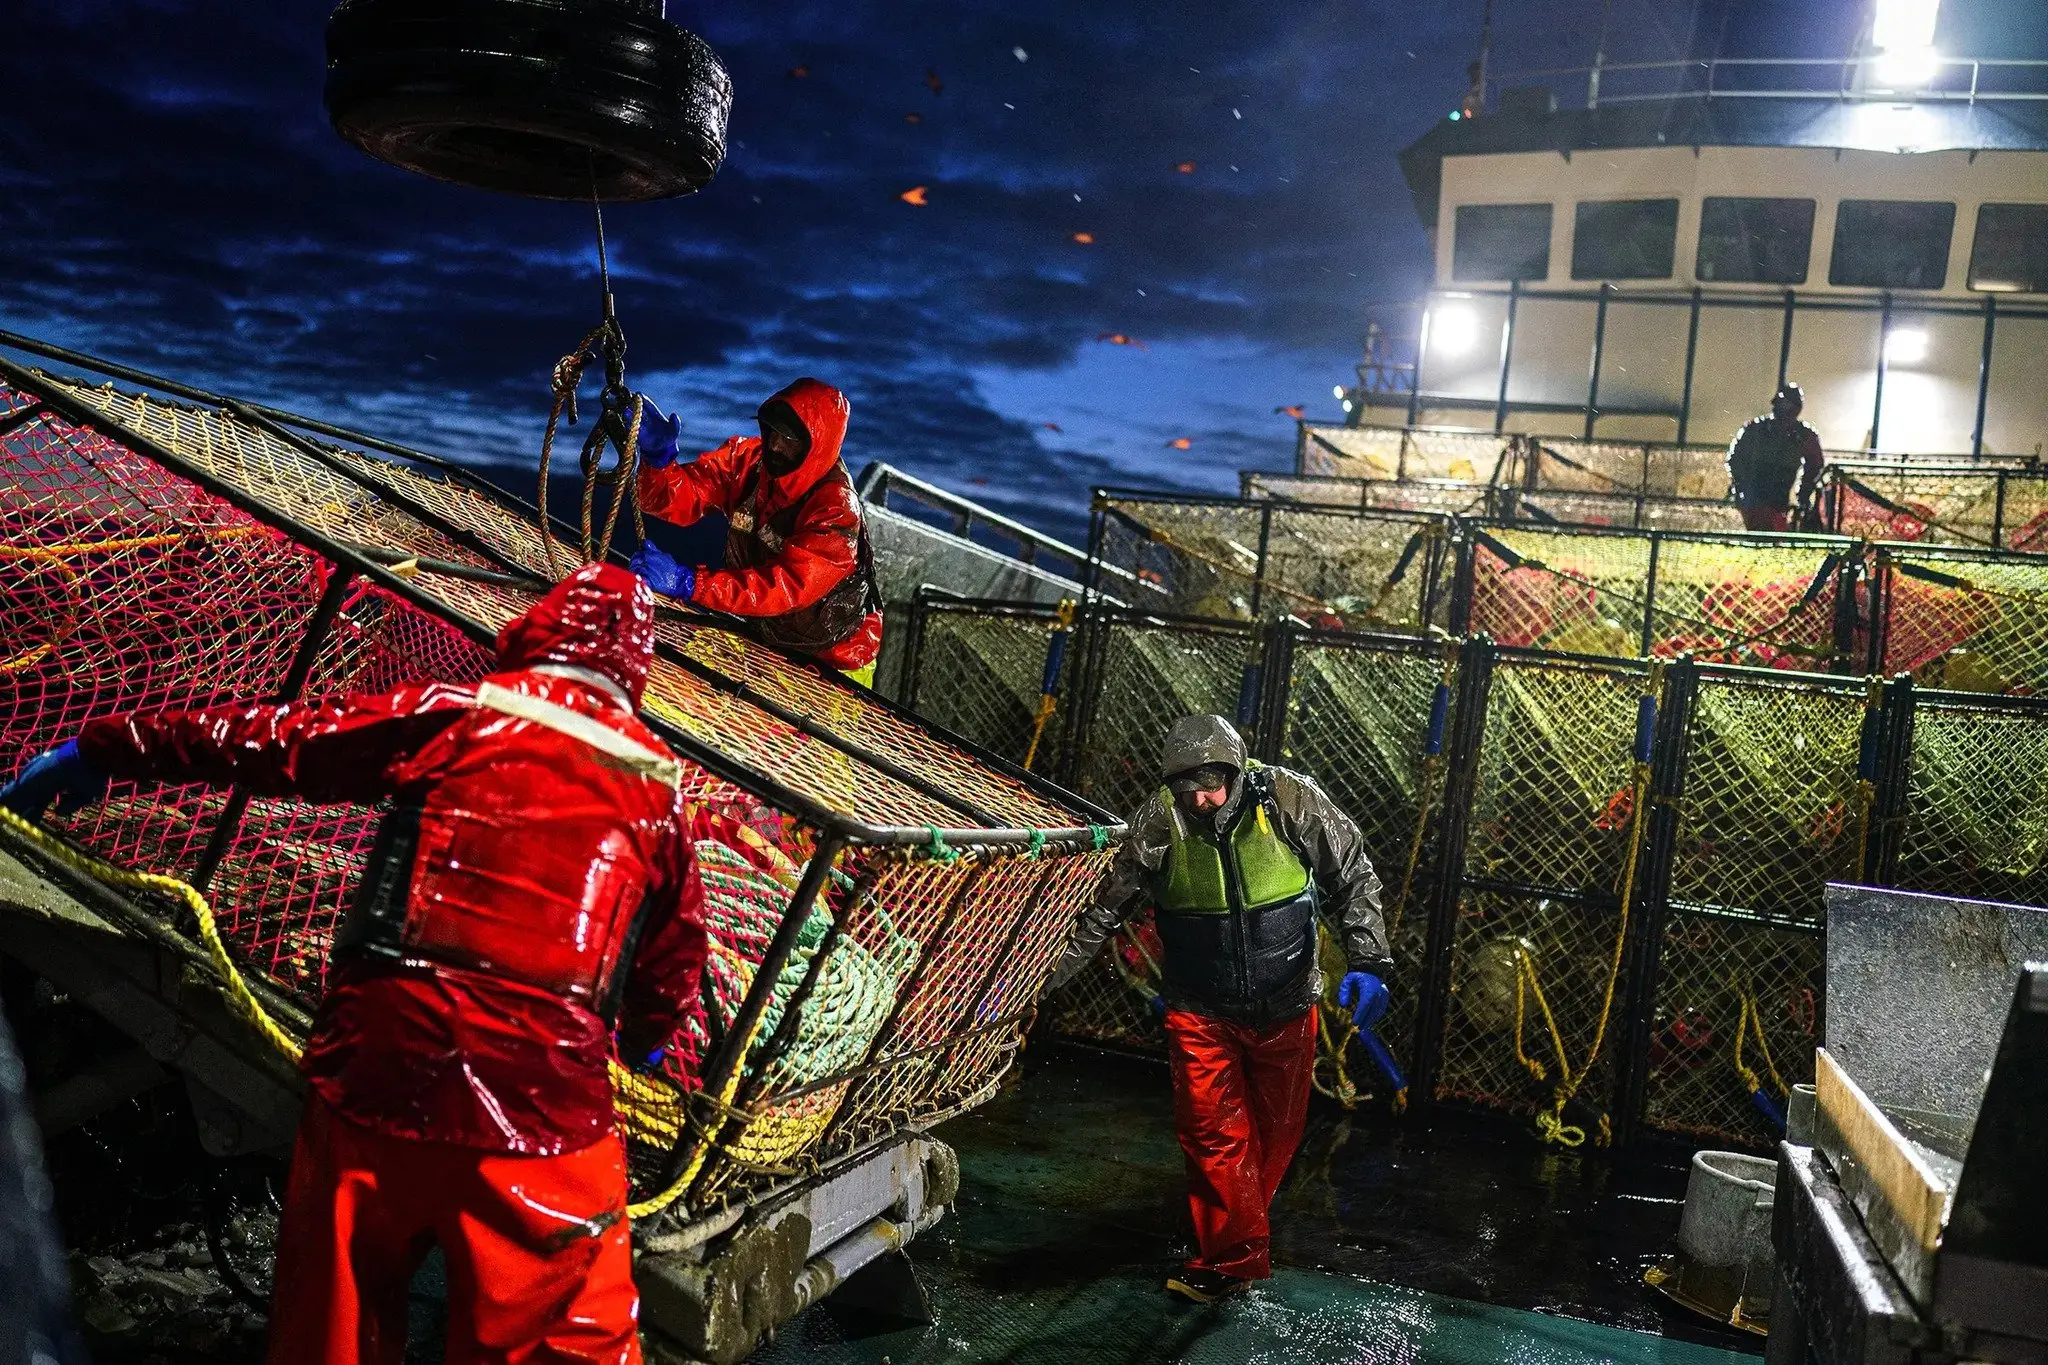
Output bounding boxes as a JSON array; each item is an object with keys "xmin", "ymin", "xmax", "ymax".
[{"xmin": 1361, "ymin": 58, "xmax": 2048, "ymax": 465}]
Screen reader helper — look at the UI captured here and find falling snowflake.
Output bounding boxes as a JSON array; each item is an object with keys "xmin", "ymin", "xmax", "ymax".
[{"xmin": 1013, "ymin": 46, "xmax": 1029, "ymax": 62}]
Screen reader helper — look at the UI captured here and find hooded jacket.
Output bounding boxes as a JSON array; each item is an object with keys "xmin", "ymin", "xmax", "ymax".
[
  {"xmin": 75, "ymin": 565, "xmax": 708, "ymax": 1155},
  {"xmin": 637, "ymin": 378, "xmax": 882, "ymax": 670},
  {"xmin": 1726, "ymin": 413, "xmax": 1824, "ymax": 512},
  {"xmin": 1051, "ymin": 714, "xmax": 1393, "ymax": 1027}
]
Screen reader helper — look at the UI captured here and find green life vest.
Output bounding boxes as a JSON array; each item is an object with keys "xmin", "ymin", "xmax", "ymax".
[{"xmin": 1151, "ymin": 774, "xmax": 1312, "ymax": 915}]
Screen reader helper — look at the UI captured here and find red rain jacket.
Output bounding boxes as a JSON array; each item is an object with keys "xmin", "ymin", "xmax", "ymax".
[
  {"xmin": 637, "ymin": 377, "xmax": 882, "ymax": 670},
  {"xmin": 77, "ymin": 565, "xmax": 707, "ymax": 1156}
]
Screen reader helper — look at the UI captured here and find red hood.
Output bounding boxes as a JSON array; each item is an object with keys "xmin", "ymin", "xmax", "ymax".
[
  {"xmin": 494, "ymin": 562, "xmax": 656, "ymax": 707},
  {"xmin": 760, "ymin": 377, "xmax": 850, "ymax": 510}
]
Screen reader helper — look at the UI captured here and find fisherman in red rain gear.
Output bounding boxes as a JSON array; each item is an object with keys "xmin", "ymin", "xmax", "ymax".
[
  {"xmin": 1048, "ymin": 715, "xmax": 1392, "ymax": 1305},
  {"xmin": 0, "ymin": 563, "xmax": 706, "ymax": 1365},
  {"xmin": 627, "ymin": 379, "xmax": 883, "ymax": 684}
]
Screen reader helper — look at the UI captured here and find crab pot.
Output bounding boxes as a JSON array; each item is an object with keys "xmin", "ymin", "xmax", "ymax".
[
  {"xmin": 0, "ymin": 336, "xmax": 1118, "ymax": 1254},
  {"xmin": 325, "ymin": 0, "xmax": 732, "ymax": 201}
]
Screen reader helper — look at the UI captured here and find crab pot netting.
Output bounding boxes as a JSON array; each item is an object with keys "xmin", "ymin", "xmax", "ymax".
[
  {"xmin": 1436, "ymin": 656, "xmax": 1647, "ymax": 1124},
  {"xmin": 1893, "ymin": 695, "xmax": 2048, "ymax": 907},
  {"xmin": 0, "ymin": 373, "xmax": 1112, "ymax": 1214},
  {"xmin": 1828, "ymin": 466, "xmax": 2048, "ymax": 551},
  {"xmin": 1640, "ymin": 910, "xmax": 1820, "ymax": 1146},
  {"xmin": 1469, "ymin": 526, "xmax": 1847, "ymax": 670},
  {"xmin": 902, "ymin": 603, "xmax": 1070, "ymax": 775},
  {"xmin": 1879, "ymin": 548, "xmax": 2048, "ymax": 696},
  {"xmin": 1272, "ymin": 636, "xmax": 1449, "ymax": 1080},
  {"xmin": 1095, "ymin": 496, "xmax": 1442, "ymax": 632},
  {"xmin": 1669, "ymin": 672, "xmax": 1870, "ymax": 928},
  {"xmin": 1068, "ymin": 616, "xmax": 1263, "ymax": 825},
  {"xmin": 1506, "ymin": 489, "xmax": 1745, "ymax": 534}
]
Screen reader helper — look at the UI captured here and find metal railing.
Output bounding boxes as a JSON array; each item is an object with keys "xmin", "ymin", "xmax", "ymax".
[
  {"xmin": 857, "ymin": 462, "xmax": 1093, "ymax": 580},
  {"xmin": 1486, "ymin": 55, "xmax": 2048, "ymax": 114}
]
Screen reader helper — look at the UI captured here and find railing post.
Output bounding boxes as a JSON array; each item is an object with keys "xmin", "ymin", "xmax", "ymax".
[
  {"xmin": 1871, "ymin": 292, "xmax": 1893, "ymax": 452},
  {"xmin": 1973, "ymin": 294, "xmax": 1997, "ymax": 458},
  {"xmin": 1584, "ymin": 282, "xmax": 1611, "ymax": 439},
  {"xmin": 899, "ymin": 591, "xmax": 932, "ymax": 713},
  {"xmin": 1866, "ymin": 550, "xmax": 1892, "ymax": 676},
  {"xmin": 1777, "ymin": 288, "xmax": 1797, "ymax": 392},
  {"xmin": 1494, "ymin": 281, "xmax": 1521, "ymax": 435},
  {"xmin": 1994, "ymin": 471, "xmax": 2009, "ymax": 549},
  {"xmin": 1677, "ymin": 287, "xmax": 1702, "ymax": 447},
  {"xmin": 1409, "ymin": 634, "xmax": 1494, "ymax": 1112},
  {"xmin": 1613, "ymin": 656, "xmax": 1696, "ymax": 1148},
  {"xmin": 190, "ymin": 564, "xmax": 356, "ymax": 893},
  {"xmin": 1407, "ymin": 299, "xmax": 1430, "ymax": 430}
]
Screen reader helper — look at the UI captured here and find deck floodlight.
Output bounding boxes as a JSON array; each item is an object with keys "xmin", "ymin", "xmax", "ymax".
[
  {"xmin": 1429, "ymin": 303, "xmax": 1481, "ymax": 359},
  {"xmin": 1885, "ymin": 328, "xmax": 1930, "ymax": 366},
  {"xmin": 1870, "ymin": 0, "xmax": 1942, "ymax": 89}
]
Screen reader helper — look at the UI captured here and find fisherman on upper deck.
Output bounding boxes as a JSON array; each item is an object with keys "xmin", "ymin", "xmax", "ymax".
[
  {"xmin": 1726, "ymin": 381, "xmax": 1825, "ymax": 533},
  {"xmin": 629, "ymin": 379, "xmax": 884, "ymax": 686}
]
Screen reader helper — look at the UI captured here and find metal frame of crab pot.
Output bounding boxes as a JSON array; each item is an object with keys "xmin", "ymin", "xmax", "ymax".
[
  {"xmin": 1083, "ymin": 485, "xmax": 1456, "ymax": 631},
  {"xmin": 899, "ymin": 587, "xmax": 2048, "ymax": 1149},
  {"xmin": 1446, "ymin": 517, "xmax": 1866, "ymax": 672},
  {"xmin": 0, "ymin": 330, "xmax": 1123, "ymax": 1232},
  {"xmin": 1817, "ymin": 460, "xmax": 2048, "ymax": 551}
]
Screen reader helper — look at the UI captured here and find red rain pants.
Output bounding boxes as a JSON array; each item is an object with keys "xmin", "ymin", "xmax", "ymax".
[
  {"xmin": 1163, "ymin": 1007, "xmax": 1318, "ymax": 1281},
  {"xmin": 1740, "ymin": 505, "xmax": 1790, "ymax": 533},
  {"xmin": 265, "ymin": 1093, "xmax": 641, "ymax": 1365}
]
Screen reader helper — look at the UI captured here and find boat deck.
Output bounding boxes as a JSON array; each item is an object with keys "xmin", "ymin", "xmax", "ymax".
[{"xmin": 750, "ymin": 1044, "xmax": 1761, "ymax": 1365}]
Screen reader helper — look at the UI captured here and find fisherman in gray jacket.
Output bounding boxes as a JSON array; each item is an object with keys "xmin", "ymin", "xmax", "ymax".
[{"xmin": 1049, "ymin": 714, "xmax": 1393, "ymax": 1303}]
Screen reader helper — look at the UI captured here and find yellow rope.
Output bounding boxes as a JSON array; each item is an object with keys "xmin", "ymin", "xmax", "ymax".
[
  {"xmin": 0, "ymin": 805, "xmax": 303, "ymax": 1063},
  {"xmin": 0, "ymin": 527, "xmax": 266, "ymax": 674},
  {"xmin": 1730, "ymin": 978, "xmax": 1788, "ymax": 1102},
  {"xmin": 1521, "ymin": 660, "xmax": 1664, "ymax": 1148}
]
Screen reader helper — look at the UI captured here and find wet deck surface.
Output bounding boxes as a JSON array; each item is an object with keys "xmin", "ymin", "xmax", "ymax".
[{"xmin": 756, "ymin": 1044, "xmax": 1761, "ymax": 1364}]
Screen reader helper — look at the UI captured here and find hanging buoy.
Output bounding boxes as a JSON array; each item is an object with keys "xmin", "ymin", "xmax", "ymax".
[{"xmin": 324, "ymin": 0, "xmax": 732, "ymax": 202}]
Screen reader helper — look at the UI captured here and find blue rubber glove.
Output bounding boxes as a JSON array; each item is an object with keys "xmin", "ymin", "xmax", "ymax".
[
  {"xmin": 0, "ymin": 741, "xmax": 109, "ymax": 822},
  {"xmin": 1337, "ymin": 971, "xmax": 1389, "ymax": 1033},
  {"xmin": 629, "ymin": 543, "xmax": 695, "ymax": 601},
  {"xmin": 637, "ymin": 404, "xmax": 682, "ymax": 469},
  {"xmin": 1147, "ymin": 994, "xmax": 1167, "ymax": 1021},
  {"xmin": 627, "ymin": 1044, "xmax": 668, "ymax": 1077}
]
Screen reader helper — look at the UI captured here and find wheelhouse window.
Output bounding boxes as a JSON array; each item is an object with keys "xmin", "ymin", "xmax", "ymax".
[
  {"xmin": 1830, "ymin": 200, "xmax": 1956, "ymax": 289},
  {"xmin": 1969, "ymin": 204, "xmax": 2048, "ymax": 293},
  {"xmin": 1572, "ymin": 198, "xmax": 1678, "ymax": 280},
  {"xmin": 1452, "ymin": 203, "xmax": 1552, "ymax": 282},
  {"xmin": 1696, "ymin": 197, "xmax": 1815, "ymax": 284}
]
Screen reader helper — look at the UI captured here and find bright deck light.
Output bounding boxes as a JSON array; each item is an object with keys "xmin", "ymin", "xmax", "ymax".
[
  {"xmin": 1428, "ymin": 303, "xmax": 1481, "ymax": 358},
  {"xmin": 1885, "ymin": 328, "xmax": 1930, "ymax": 366},
  {"xmin": 1871, "ymin": 0, "xmax": 1941, "ymax": 88}
]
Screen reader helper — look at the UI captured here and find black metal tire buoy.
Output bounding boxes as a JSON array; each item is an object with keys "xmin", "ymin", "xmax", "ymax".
[{"xmin": 325, "ymin": 0, "xmax": 731, "ymax": 202}]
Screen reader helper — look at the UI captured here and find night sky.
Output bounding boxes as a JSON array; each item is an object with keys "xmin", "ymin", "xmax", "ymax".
[{"xmin": 0, "ymin": 0, "xmax": 1993, "ymax": 543}]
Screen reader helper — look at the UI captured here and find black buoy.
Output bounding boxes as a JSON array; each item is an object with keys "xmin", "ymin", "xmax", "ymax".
[{"xmin": 324, "ymin": 0, "xmax": 731, "ymax": 202}]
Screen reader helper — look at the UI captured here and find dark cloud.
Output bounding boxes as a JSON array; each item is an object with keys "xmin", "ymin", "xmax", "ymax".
[{"xmin": 1, "ymin": 0, "xmax": 1714, "ymax": 536}]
